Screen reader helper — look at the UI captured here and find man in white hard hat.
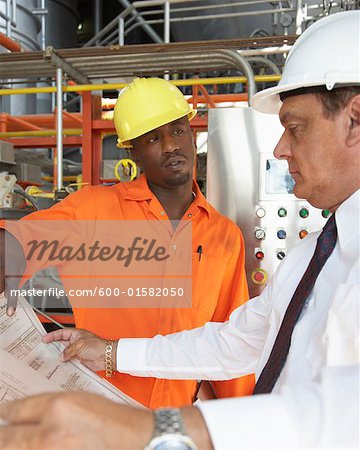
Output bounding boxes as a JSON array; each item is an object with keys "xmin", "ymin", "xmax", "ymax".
[{"xmin": 0, "ymin": 10, "xmax": 359, "ymax": 450}]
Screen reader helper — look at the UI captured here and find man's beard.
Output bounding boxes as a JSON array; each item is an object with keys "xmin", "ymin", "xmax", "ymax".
[{"xmin": 164, "ymin": 172, "xmax": 191, "ymax": 187}]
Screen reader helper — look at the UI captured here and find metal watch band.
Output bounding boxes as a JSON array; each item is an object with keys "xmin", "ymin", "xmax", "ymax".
[
  {"xmin": 104, "ymin": 339, "xmax": 114, "ymax": 378},
  {"xmin": 153, "ymin": 408, "xmax": 185, "ymax": 436}
]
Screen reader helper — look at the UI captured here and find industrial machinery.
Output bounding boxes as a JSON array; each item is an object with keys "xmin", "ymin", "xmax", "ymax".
[{"xmin": 207, "ymin": 107, "xmax": 328, "ymax": 297}]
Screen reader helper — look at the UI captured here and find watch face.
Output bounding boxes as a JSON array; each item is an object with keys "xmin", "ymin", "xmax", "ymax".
[
  {"xmin": 153, "ymin": 442, "xmax": 192, "ymax": 450},
  {"xmin": 149, "ymin": 434, "xmax": 198, "ymax": 450}
]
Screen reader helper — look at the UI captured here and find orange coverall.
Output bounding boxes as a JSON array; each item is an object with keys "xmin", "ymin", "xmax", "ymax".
[{"xmin": 6, "ymin": 175, "xmax": 254, "ymax": 408}]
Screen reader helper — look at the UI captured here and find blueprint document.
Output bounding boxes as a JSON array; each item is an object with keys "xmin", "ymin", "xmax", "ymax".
[{"xmin": 0, "ymin": 293, "xmax": 142, "ymax": 408}]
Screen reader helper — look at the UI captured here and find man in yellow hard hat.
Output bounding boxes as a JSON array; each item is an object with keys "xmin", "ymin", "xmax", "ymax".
[{"xmin": 1, "ymin": 77, "xmax": 253, "ymax": 408}]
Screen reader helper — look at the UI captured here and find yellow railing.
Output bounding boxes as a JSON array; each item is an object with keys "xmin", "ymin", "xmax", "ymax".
[{"xmin": 0, "ymin": 75, "xmax": 281, "ymax": 96}]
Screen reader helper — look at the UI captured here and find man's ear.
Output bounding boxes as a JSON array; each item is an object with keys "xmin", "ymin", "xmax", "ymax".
[{"xmin": 346, "ymin": 94, "xmax": 360, "ymax": 147}]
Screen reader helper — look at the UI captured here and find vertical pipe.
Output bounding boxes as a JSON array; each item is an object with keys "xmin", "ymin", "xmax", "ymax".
[
  {"xmin": 56, "ymin": 67, "xmax": 63, "ymax": 190},
  {"xmin": 40, "ymin": 0, "xmax": 46, "ymax": 50},
  {"xmin": 6, "ymin": 0, "xmax": 11, "ymax": 36},
  {"xmin": 12, "ymin": 0, "xmax": 17, "ymax": 27},
  {"xmin": 117, "ymin": 0, "xmax": 163, "ymax": 44},
  {"xmin": 296, "ymin": 0, "xmax": 303, "ymax": 35},
  {"xmin": 164, "ymin": 1, "xmax": 170, "ymax": 80},
  {"xmin": 164, "ymin": 1, "xmax": 170, "ymax": 43},
  {"xmin": 118, "ymin": 16, "xmax": 124, "ymax": 45},
  {"xmin": 94, "ymin": 0, "xmax": 102, "ymax": 45}
]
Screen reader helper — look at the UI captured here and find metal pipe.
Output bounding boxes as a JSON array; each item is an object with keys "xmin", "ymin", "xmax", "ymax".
[
  {"xmin": 84, "ymin": 9, "xmax": 132, "ymax": 47},
  {"xmin": 6, "ymin": 0, "xmax": 11, "ymax": 36},
  {"xmin": 164, "ymin": 1, "xmax": 170, "ymax": 43},
  {"xmin": 56, "ymin": 67, "xmax": 63, "ymax": 190},
  {"xmin": 117, "ymin": 0, "xmax": 163, "ymax": 43},
  {"xmin": 132, "ymin": 0, "xmax": 219, "ymax": 6},
  {"xmin": 163, "ymin": 1, "xmax": 170, "ymax": 80},
  {"xmin": 139, "ymin": 0, "xmax": 345, "ymax": 7},
  {"xmin": 12, "ymin": 0, "xmax": 17, "ymax": 27},
  {"xmin": 40, "ymin": 0, "xmax": 46, "ymax": 50},
  {"xmin": 118, "ymin": 17, "xmax": 125, "ymax": 45},
  {"xmin": 125, "ymin": 7, "xmax": 295, "ymax": 35},
  {"xmin": 100, "ymin": 28, "xmax": 118, "ymax": 46},
  {"xmin": 0, "ymin": 129, "xmax": 82, "ymax": 138},
  {"xmin": 85, "ymin": 0, "xmax": 295, "ymax": 47},
  {"xmin": 0, "ymin": 11, "xmax": 11, "ymax": 22},
  {"xmin": 238, "ymin": 45, "xmax": 291, "ymax": 56},
  {"xmin": 94, "ymin": 0, "xmax": 102, "ymax": 43},
  {"xmin": 296, "ymin": 0, "xmax": 303, "ymax": 34},
  {"xmin": 0, "ymin": 76, "xmax": 282, "ymax": 96},
  {"xmin": 163, "ymin": 0, "xmax": 285, "ymax": 14},
  {"xmin": 0, "ymin": 32, "xmax": 21, "ymax": 52},
  {"xmin": 171, "ymin": 6, "xmax": 296, "ymax": 21},
  {"xmin": 247, "ymin": 56, "xmax": 281, "ymax": 74},
  {"xmin": 125, "ymin": 15, "xmax": 138, "ymax": 28},
  {"xmin": 217, "ymin": 50, "xmax": 256, "ymax": 100}
]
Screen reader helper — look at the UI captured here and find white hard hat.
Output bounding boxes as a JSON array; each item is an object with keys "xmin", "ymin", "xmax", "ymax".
[{"xmin": 251, "ymin": 10, "xmax": 360, "ymax": 114}]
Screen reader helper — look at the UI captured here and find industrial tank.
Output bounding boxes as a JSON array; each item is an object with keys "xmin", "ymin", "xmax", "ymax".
[{"xmin": 0, "ymin": 0, "xmax": 78, "ymax": 115}]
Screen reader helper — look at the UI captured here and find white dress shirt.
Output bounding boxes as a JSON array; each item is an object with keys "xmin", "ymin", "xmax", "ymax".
[{"xmin": 117, "ymin": 189, "xmax": 360, "ymax": 449}]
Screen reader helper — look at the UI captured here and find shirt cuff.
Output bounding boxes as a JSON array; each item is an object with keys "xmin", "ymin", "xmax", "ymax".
[
  {"xmin": 116, "ymin": 338, "xmax": 149, "ymax": 375},
  {"xmin": 196, "ymin": 395, "xmax": 299, "ymax": 449}
]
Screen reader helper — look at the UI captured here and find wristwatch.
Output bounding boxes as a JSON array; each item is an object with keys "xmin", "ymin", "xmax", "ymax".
[{"xmin": 144, "ymin": 408, "xmax": 198, "ymax": 450}]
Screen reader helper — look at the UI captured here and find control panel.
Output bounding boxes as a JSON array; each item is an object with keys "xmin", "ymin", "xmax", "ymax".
[{"xmin": 250, "ymin": 154, "xmax": 328, "ymax": 289}]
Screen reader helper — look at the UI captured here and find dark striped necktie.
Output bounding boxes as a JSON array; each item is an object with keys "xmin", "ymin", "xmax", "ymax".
[{"xmin": 253, "ymin": 213, "xmax": 338, "ymax": 395}]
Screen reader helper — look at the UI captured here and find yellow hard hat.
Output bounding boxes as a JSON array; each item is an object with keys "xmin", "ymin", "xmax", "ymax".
[{"xmin": 114, "ymin": 77, "xmax": 197, "ymax": 148}]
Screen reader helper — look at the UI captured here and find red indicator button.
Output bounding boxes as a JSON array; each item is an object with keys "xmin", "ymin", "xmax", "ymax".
[
  {"xmin": 254, "ymin": 271, "xmax": 264, "ymax": 282},
  {"xmin": 251, "ymin": 269, "xmax": 268, "ymax": 285},
  {"xmin": 255, "ymin": 251, "xmax": 264, "ymax": 260}
]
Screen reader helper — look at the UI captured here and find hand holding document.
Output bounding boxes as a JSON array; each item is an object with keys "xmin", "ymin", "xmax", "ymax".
[{"xmin": 0, "ymin": 294, "xmax": 142, "ymax": 408}]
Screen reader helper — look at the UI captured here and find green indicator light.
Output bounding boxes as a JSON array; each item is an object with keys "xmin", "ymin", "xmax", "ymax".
[
  {"xmin": 322, "ymin": 209, "xmax": 330, "ymax": 218},
  {"xmin": 299, "ymin": 208, "xmax": 309, "ymax": 218},
  {"xmin": 278, "ymin": 207, "xmax": 287, "ymax": 217}
]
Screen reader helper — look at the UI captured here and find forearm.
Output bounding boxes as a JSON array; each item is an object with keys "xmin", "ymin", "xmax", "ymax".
[{"xmin": 116, "ymin": 315, "xmax": 261, "ymax": 380}]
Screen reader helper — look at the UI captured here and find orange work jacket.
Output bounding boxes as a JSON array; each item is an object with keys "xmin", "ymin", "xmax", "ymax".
[{"xmin": 6, "ymin": 175, "xmax": 254, "ymax": 408}]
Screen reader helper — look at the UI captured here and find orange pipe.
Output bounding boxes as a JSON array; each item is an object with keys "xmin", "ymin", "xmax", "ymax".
[
  {"xmin": 187, "ymin": 93, "xmax": 248, "ymax": 104},
  {"xmin": 0, "ymin": 32, "xmax": 21, "ymax": 52},
  {"xmin": 198, "ymin": 85, "xmax": 217, "ymax": 108},
  {"xmin": 62, "ymin": 109, "xmax": 83, "ymax": 125},
  {"xmin": 7, "ymin": 115, "xmax": 41, "ymax": 131}
]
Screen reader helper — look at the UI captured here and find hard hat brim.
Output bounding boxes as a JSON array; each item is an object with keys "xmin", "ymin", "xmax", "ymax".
[
  {"xmin": 251, "ymin": 79, "xmax": 360, "ymax": 114},
  {"xmin": 116, "ymin": 109, "xmax": 197, "ymax": 148}
]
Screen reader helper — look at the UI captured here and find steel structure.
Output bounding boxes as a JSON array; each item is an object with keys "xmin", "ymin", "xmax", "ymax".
[
  {"xmin": 0, "ymin": 80, "xmax": 251, "ymax": 185},
  {"xmin": 0, "ymin": 35, "xmax": 288, "ymax": 187},
  {"xmin": 85, "ymin": 0, "xmax": 357, "ymax": 47},
  {"xmin": 0, "ymin": 35, "xmax": 294, "ymax": 80}
]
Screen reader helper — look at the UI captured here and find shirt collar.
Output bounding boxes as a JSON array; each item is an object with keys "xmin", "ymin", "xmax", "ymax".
[
  {"xmin": 121, "ymin": 174, "xmax": 153, "ymax": 201},
  {"xmin": 120, "ymin": 174, "xmax": 211, "ymax": 218},
  {"xmin": 334, "ymin": 188, "xmax": 360, "ymax": 249},
  {"xmin": 191, "ymin": 180, "xmax": 211, "ymax": 218}
]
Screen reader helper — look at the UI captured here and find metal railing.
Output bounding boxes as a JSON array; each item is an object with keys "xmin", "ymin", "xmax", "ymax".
[
  {"xmin": 0, "ymin": 0, "xmax": 17, "ymax": 38},
  {"xmin": 84, "ymin": 0, "xmax": 358, "ymax": 47}
]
